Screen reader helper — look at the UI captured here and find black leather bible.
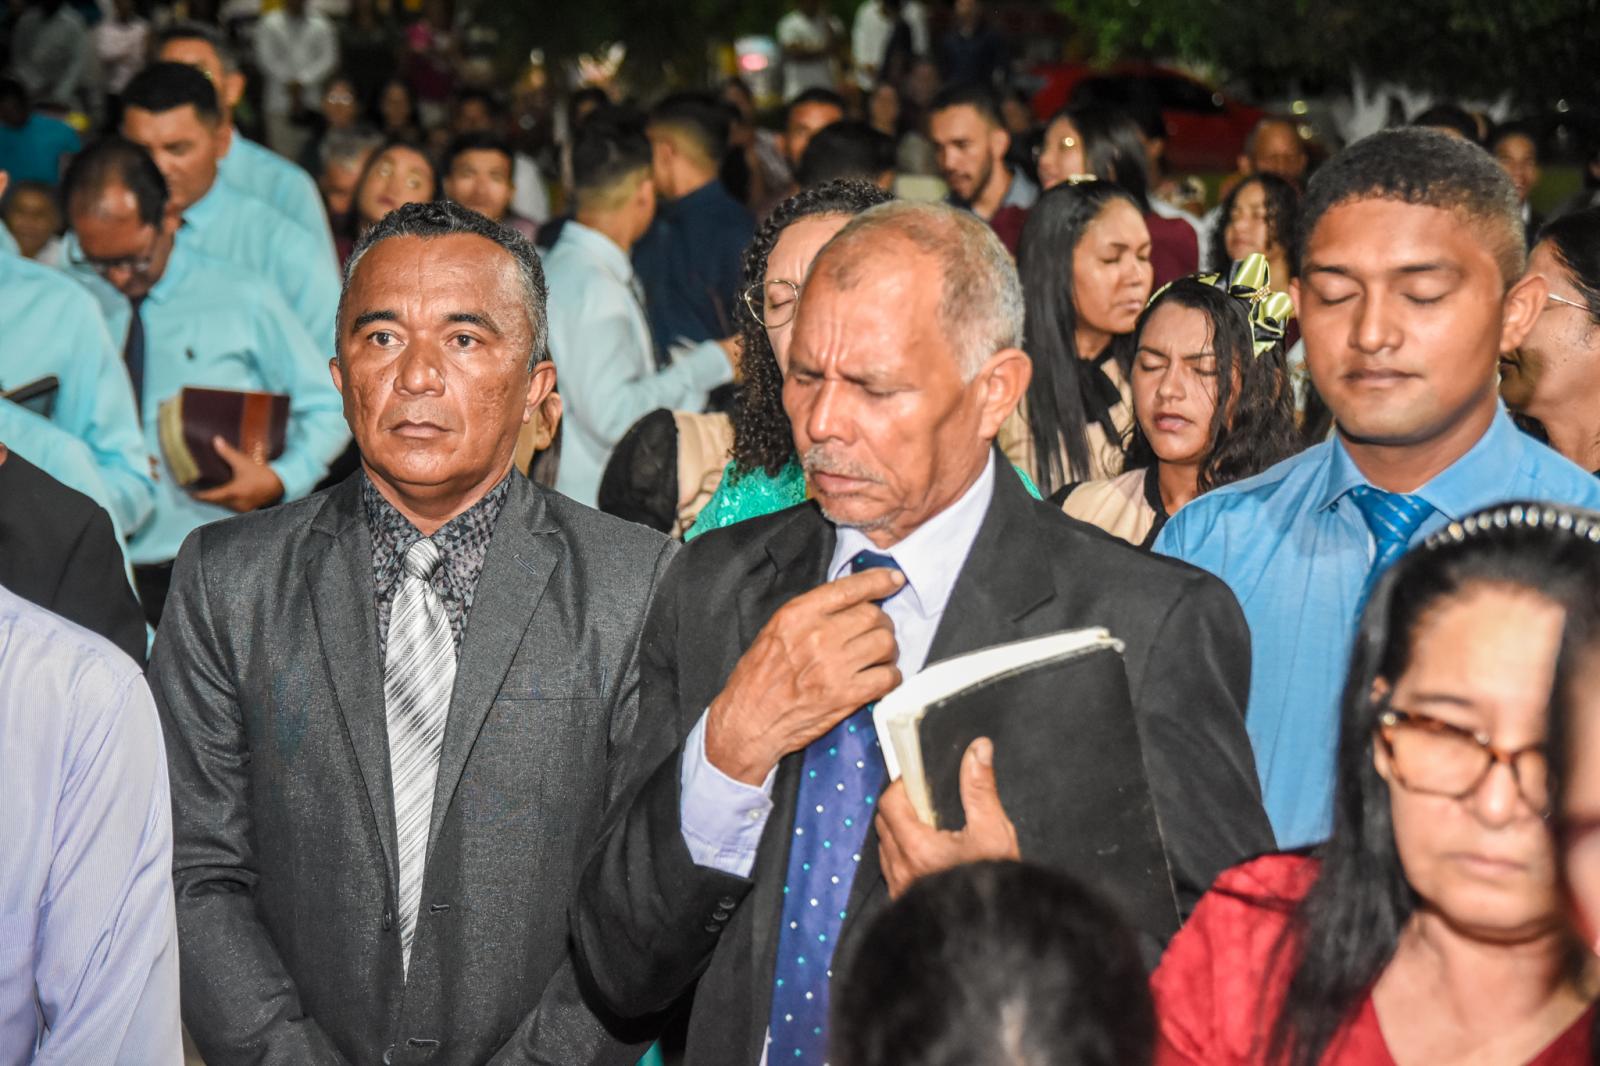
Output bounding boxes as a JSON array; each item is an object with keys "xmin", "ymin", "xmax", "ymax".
[{"xmin": 875, "ymin": 630, "xmax": 1180, "ymax": 943}]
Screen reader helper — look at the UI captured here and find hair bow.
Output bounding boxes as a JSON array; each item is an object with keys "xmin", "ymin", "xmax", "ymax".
[{"xmin": 1150, "ymin": 252, "xmax": 1294, "ymax": 358}]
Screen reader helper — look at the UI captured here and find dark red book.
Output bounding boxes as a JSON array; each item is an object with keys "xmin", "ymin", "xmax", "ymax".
[{"xmin": 158, "ymin": 387, "xmax": 290, "ymax": 489}]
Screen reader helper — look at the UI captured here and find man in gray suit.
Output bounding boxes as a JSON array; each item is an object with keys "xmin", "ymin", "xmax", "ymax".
[{"xmin": 149, "ymin": 200, "xmax": 671, "ymax": 1065}]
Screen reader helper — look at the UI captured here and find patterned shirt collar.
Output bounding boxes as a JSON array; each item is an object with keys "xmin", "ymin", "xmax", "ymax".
[{"xmin": 362, "ymin": 472, "xmax": 513, "ymax": 655}]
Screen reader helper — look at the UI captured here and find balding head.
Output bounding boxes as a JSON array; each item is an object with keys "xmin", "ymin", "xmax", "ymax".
[
  {"xmin": 809, "ymin": 201, "xmax": 1024, "ymax": 380},
  {"xmin": 784, "ymin": 201, "xmax": 1031, "ymax": 546},
  {"xmin": 1243, "ymin": 118, "xmax": 1308, "ymax": 183}
]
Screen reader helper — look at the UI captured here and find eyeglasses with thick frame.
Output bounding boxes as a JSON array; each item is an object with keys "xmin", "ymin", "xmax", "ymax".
[
  {"xmin": 1374, "ymin": 705, "xmax": 1549, "ymax": 813},
  {"xmin": 68, "ymin": 226, "xmax": 161, "ymax": 279},
  {"xmin": 742, "ymin": 278, "xmax": 802, "ymax": 329}
]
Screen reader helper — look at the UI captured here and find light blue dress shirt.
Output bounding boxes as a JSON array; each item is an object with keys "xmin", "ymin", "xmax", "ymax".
[
  {"xmin": 0, "ymin": 584, "xmax": 182, "ymax": 1065},
  {"xmin": 542, "ymin": 221, "xmax": 735, "ymax": 507},
  {"xmin": 219, "ymin": 131, "xmax": 338, "ymax": 263},
  {"xmin": 72, "ymin": 237, "xmax": 349, "ymax": 565},
  {"xmin": 0, "ymin": 398, "xmax": 129, "ymax": 551},
  {"xmin": 0, "ymin": 250, "xmax": 156, "ymax": 535},
  {"xmin": 1154, "ymin": 405, "xmax": 1600, "ymax": 847},
  {"xmin": 678, "ymin": 457, "xmax": 998, "ymax": 877},
  {"xmin": 178, "ymin": 177, "xmax": 340, "ymax": 355}
]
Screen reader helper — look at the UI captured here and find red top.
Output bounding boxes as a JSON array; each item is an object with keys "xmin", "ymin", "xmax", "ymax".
[
  {"xmin": 1151, "ymin": 854, "xmax": 1593, "ymax": 1065},
  {"xmin": 1145, "ymin": 212, "xmax": 1200, "ymax": 289}
]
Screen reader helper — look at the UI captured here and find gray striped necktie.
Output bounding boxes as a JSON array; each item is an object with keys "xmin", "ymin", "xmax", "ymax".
[{"xmin": 384, "ymin": 537, "xmax": 457, "ymax": 975}]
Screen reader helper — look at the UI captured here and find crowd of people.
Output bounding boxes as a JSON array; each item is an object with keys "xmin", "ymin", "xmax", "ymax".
[{"xmin": 7, "ymin": 1, "xmax": 1600, "ymax": 1064}]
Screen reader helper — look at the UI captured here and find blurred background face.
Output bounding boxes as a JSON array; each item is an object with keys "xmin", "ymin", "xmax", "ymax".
[
  {"xmin": 867, "ymin": 84, "xmax": 899, "ymax": 135},
  {"xmin": 123, "ymin": 104, "xmax": 224, "ymax": 213},
  {"xmin": 1224, "ymin": 180, "xmax": 1276, "ymax": 263},
  {"xmin": 785, "ymin": 100, "xmax": 844, "ymax": 169},
  {"xmin": 333, "ymin": 233, "xmax": 540, "ymax": 498},
  {"xmin": 1296, "ymin": 199, "xmax": 1509, "ymax": 448},
  {"xmin": 1132, "ymin": 301, "xmax": 1221, "ymax": 467},
  {"xmin": 322, "ymin": 147, "xmax": 374, "ymax": 217},
  {"xmin": 760, "ymin": 213, "xmax": 850, "ymax": 373},
  {"xmin": 3, "ymin": 184, "xmax": 59, "ymax": 258},
  {"xmin": 1035, "ymin": 114, "xmax": 1085, "ymax": 191},
  {"xmin": 1494, "ymin": 134, "xmax": 1540, "ymax": 205},
  {"xmin": 1500, "ymin": 241, "xmax": 1600, "ymax": 416},
  {"xmin": 380, "ymin": 81, "xmax": 413, "ymax": 131},
  {"xmin": 1248, "ymin": 121, "xmax": 1308, "ymax": 184},
  {"xmin": 785, "ymin": 243, "xmax": 990, "ymax": 541},
  {"xmin": 930, "ymin": 105, "xmax": 1002, "ymax": 204},
  {"xmin": 1072, "ymin": 199, "xmax": 1154, "ymax": 341},
  {"xmin": 322, "ymin": 78, "xmax": 359, "ymax": 130},
  {"xmin": 157, "ymin": 38, "xmax": 243, "ymax": 115},
  {"xmin": 1378, "ymin": 585, "xmax": 1564, "ymax": 943},
  {"xmin": 443, "ymin": 148, "xmax": 514, "ymax": 221},
  {"xmin": 358, "ymin": 146, "xmax": 435, "ymax": 227}
]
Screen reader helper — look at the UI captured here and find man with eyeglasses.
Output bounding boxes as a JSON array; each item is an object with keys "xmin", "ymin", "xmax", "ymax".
[
  {"xmin": 62, "ymin": 137, "xmax": 347, "ymax": 624},
  {"xmin": 543, "ymin": 112, "xmax": 738, "ymax": 507},
  {"xmin": 117, "ymin": 62, "xmax": 339, "ymax": 355},
  {"xmin": 153, "ymin": 20, "xmax": 337, "ymax": 262},
  {"xmin": 0, "ymin": 170, "xmax": 155, "ymax": 540}
]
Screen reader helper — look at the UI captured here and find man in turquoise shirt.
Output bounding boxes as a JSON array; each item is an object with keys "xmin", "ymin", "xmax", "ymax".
[
  {"xmin": 1155, "ymin": 128, "xmax": 1600, "ymax": 848},
  {"xmin": 64, "ymin": 137, "xmax": 348, "ymax": 623},
  {"xmin": 0, "ymin": 242, "xmax": 155, "ymax": 536},
  {"xmin": 121, "ymin": 62, "xmax": 339, "ymax": 355},
  {"xmin": 153, "ymin": 21, "xmax": 337, "ymax": 263}
]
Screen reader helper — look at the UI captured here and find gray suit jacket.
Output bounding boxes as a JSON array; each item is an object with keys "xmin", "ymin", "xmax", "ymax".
[{"xmin": 150, "ymin": 472, "xmax": 674, "ymax": 1066}]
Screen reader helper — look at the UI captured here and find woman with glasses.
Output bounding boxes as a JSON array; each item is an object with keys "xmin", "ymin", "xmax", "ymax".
[
  {"xmin": 683, "ymin": 180, "xmax": 893, "ymax": 540},
  {"xmin": 1501, "ymin": 208, "xmax": 1600, "ymax": 474},
  {"xmin": 1152, "ymin": 503, "xmax": 1600, "ymax": 1064},
  {"xmin": 1056, "ymin": 256, "xmax": 1300, "ymax": 548}
]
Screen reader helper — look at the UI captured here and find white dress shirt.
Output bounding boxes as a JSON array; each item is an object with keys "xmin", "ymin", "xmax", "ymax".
[
  {"xmin": 542, "ymin": 221, "xmax": 734, "ymax": 507},
  {"xmin": 252, "ymin": 10, "xmax": 338, "ymax": 118},
  {"xmin": 677, "ymin": 456, "xmax": 998, "ymax": 877}
]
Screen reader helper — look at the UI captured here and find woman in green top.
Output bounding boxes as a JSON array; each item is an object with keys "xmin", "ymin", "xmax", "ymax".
[
  {"xmin": 687, "ymin": 180, "xmax": 894, "ymax": 540},
  {"xmin": 687, "ymin": 180, "xmax": 1039, "ymax": 539}
]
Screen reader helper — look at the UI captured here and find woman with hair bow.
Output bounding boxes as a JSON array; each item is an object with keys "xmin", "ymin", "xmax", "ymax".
[{"xmin": 1055, "ymin": 253, "xmax": 1303, "ymax": 547}]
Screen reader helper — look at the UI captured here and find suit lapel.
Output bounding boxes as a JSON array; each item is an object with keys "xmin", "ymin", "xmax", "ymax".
[
  {"xmin": 841, "ymin": 455, "xmax": 1058, "ymax": 939},
  {"xmin": 306, "ymin": 476, "xmax": 398, "ymax": 884},
  {"xmin": 428, "ymin": 474, "xmax": 558, "ymax": 844}
]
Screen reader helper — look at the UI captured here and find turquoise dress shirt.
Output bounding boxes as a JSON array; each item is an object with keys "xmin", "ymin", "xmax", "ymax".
[
  {"xmin": 72, "ymin": 237, "xmax": 349, "ymax": 565},
  {"xmin": 178, "ymin": 178, "xmax": 340, "ymax": 355},
  {"xmin": 219, "ymin": 131, "xmax": 338, "ymax": 263},
  {"xmin": 1155, "ymin": 405, "xmax": 1600, "ymax": 847},
  {"xmin": 542, "ymin": 221, "xmax": 734, "ymax": 507},
  {"xmin": 0, "ymin": 250, "xmax": 155, "ymax": 535}
]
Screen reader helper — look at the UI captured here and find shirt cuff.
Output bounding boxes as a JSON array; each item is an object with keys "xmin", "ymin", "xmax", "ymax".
[{"xmin": 679, "ymin": 711, "xmax": 775, "ymax": 878}]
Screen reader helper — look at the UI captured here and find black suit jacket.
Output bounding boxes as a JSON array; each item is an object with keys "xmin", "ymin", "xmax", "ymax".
[
  {"xmin": 0, "ymin": 448, "xmax": 145, "ymax": 663},
  {"xmin": 571, "ymin": 453, "xmax": 1274, "ymax": 1063},
  {"xmin": 149, "ymin": 473, "xmax": 674, "ymax": 1066}
]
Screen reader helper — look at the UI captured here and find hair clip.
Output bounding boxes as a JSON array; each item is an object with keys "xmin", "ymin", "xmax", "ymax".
[{"xmin": 1148, "ymin": 252, "xmax": 1293, "ymax": 357}]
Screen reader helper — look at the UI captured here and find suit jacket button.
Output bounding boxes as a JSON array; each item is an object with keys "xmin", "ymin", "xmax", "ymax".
[
  {"xmin": 382, "ymin": 1046, "xmax": 395, "ymax": 1064},
  {"xmin": 712, "ymin": 909, "xmax": 730, "ymax": 921},
  {"xmin": 704, "ymin": 923, "xmax": 721, "ymax": 933},
  {"xmin": 717, "ymin": 897, "xmax": 737, "ymax": 909},
  {"xmin": 382, "ymin": 909, "xmax": 393, "ymax": 930}
]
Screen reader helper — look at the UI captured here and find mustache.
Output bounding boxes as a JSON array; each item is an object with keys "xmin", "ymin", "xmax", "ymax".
[{"xmin": 800, "ymin": 445, "xmax": 884, "ymax": 484}]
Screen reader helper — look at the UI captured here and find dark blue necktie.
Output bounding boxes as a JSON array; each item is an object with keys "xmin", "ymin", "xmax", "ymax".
[
  {"xmin": 123, "ymin": 296, "xmax": 146, "ymax": 417},
  {"xmin": 767, "ymin": 549, "xmax": 900, "ymax": 1063},
  {"xmin": 1348, "ymin": 485, "xmax": 1434, "ymax": 596}
]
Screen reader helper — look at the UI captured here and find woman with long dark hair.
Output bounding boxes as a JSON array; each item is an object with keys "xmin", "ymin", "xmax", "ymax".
[
  {"xmin": 1057, "ymin": 255, "xmax": 1300, "ymax": 547},
  {"xmin": 1153, "ymin": 503, "xmax": 1600, "ymax": 1064},
  {"xmin": 342, "ymin": 139, "xmax": 436, "ymax": 261},
  {"xmin": 1007, "ymin": 180, "xmax": 1153, "ymax": 494},
  {"xmin": 685, "ymin": 180, "xmax": 895, "ymax": 539}
]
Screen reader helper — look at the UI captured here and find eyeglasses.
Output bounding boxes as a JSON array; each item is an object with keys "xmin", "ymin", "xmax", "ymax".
[
  {"xmin": 1548, "ymin": 292, "xmax": 1595, "ymax": 315},
  {"xmin": 1375, "ymin": 706, "xmax": 1549, "ymax": 812},
  {"xmin": 742, "ymin": 278, "xmax": 802, "ymax": 329},
  {"xmin": 69, "ymin": 228, "xmax": 160, "ymax": 278},
  {"xmin": 1032, "ymin": 134, "xmax": 1078, "ymax": 161}
]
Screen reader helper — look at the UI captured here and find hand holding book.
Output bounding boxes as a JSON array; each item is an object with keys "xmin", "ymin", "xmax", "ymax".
[
  {"xmin": 191, "ymin": 435, "xmax": 285, "ymax": 512},
  {"xmin": 876, "ymin": 736, "xmax": 1021, "ymax": 899}
]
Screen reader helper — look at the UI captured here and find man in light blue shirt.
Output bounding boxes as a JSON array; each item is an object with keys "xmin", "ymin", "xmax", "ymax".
[
  {"xmin": 64, "ymin": 137, "xmax": 348, "ymax": 622},
  {"xmin": 544, "ymin": 115, "xmax": 735, "ymax": 506},
  {"xmin": 0, "ymin": 583, "xmax": 182, "ymax": 1065},
  {"xmin": 121, "ymin": 63, "xmax": 339, "ymax": 355},
  {"xmin": 153, "ymin": 21, "xmax": 338, "ymax": 262},
  {"xmin": 0, "ymin": 245, "xmax": 155, "ymax": 535},
  {"xmin": 1156, "ymin": 127, "xmax": 1600, "ymax": 848}
]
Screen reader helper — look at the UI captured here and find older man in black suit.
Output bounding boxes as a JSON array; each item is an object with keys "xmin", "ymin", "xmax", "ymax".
[
  {"xmin": 149, "ymin": 201, "xmax": 668, "ymax": 1065},
  {"xmin": 572, "ymin": 200, "xmax": 1274, "ymax": 1063}
]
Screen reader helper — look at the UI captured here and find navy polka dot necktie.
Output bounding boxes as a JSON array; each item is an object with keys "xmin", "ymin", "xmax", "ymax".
[{"xmin": 766, "ymin": 550, "xmax": 901, "ymax": 1063}]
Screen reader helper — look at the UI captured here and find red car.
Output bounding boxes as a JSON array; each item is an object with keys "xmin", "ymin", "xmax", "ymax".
[{"xmin": 1027, "ymin": 62, "xmax": 1265, "ymax": 173}]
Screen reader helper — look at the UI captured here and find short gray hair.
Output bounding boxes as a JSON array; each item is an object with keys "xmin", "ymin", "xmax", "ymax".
[
  {"xmin": 810, "ymin": 200, "xmax": 1024, "ymax": 379},
  {"xmin": 340, "ymin": 200, "xmax": 549, "ymax": 368},
  {"xmin": 320, "ymin": 126, "xmax": 385, "ymax": 172}
]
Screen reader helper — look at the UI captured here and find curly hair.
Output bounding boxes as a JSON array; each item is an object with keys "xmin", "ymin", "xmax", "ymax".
[
  {"xmin": 1208, "ymin": 173, "xmax": 1301, "ymax": 275},
  {"xmin": 730, "ymin": 179, "xmax": 895, "ymax": 477},
  {"xmin": 1122, "ymin": 276, "xmax": 1301, "ymax": 493}
]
